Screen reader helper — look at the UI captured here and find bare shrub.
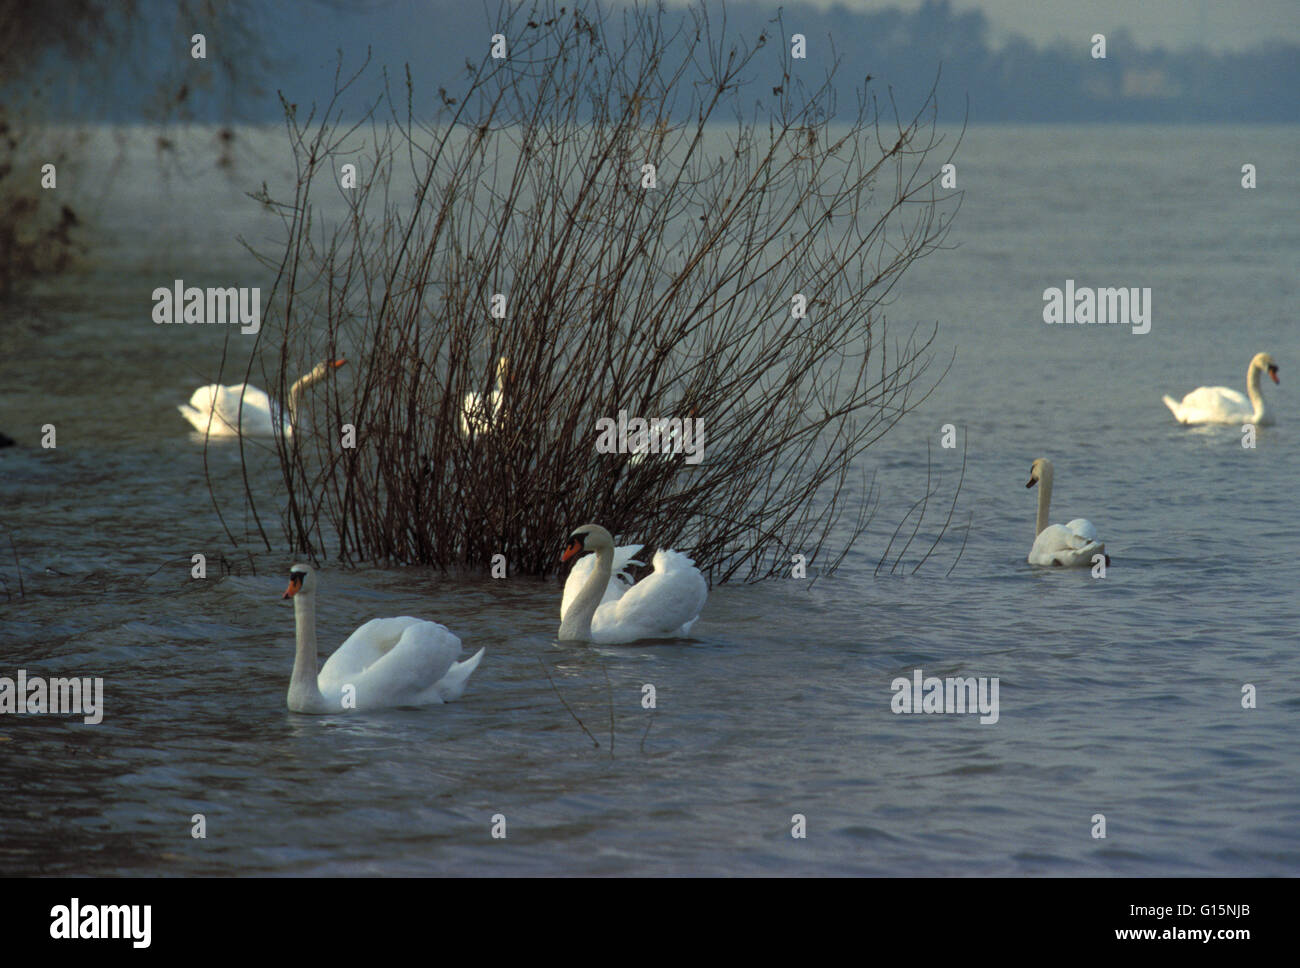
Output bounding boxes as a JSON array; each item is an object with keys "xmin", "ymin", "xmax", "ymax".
[{"xmin": 233, "ymin": 0, "xmax": 962, "ymax": 581}]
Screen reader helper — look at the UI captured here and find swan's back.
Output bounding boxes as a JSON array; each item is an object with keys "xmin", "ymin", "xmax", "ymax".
[
  {"xmin": 181, "ymin": 382, "xmax": 278, "ymax": 436},
  {"xmin": 1028, "ymin": 523, "xmax": 1104, "ymax": 567},
  {"xmin": 318, "ymin": 617, "xmax": 468, "ymax": 708},
  {"xmin": 593, "ymin": 549, "xmax": 708, "ymax": 641},
  {"xmin": 1163, "ymin": 386, "xmax": 1250, "ymax": 424},
  {"xmin": 1064, "ymin": 518, "xmax": 1099, "ymax": 543}
]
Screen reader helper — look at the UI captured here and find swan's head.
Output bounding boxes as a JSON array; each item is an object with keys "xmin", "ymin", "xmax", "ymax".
[
  {"xmin": 1251, "ymin": 352, "xmax": 1279, "ymax": 385},
  {"xmin": 314, "ymin": 358, "xmax": 347, "ymax": 379},
  {"xmin": 1026, "ymin": 457, "xmax": 1054, "ymax": 489},
  {"xmin": 561, "ymin": 524, "xmax": 614, "ymax": 563},
  {"xmin": 282, "ymin": 563, "xmax": 317, "ymax": 599}
]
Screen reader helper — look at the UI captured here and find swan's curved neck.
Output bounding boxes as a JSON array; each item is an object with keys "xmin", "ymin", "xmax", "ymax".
[
  {"xmin": 559, "ymin": 547, "xmax": 612, "ymax": 641},
  {"xmin": 287, "ymin": 366, "xmax": 326, "ymax": 429},
  {"xmin": 1035, "ymin": 469, "xmax": 1053, "ymax": 537},
  {"xmin": 1246, "ymin": 361, "xmax": 1266, "ymax": 423},
  {"xmin": 289, "ymin": 593, "xmax": 328, "ymax": 711}
]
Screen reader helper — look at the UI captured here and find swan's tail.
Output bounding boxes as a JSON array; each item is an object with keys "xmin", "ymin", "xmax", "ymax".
[
  {"xmin": 1161, "ymin": 395, "xmax": 1182, "ymax": 420},
  {"xmin": 652, "ymin": 548, "xmax": 700, "ymax": 573},
  {"xmin": 438, "ymin": 647, "xmax": 485, "ymax": 701},
  {"xmin": 1080, "ymin": 541, "xmax": 1108, "ymax": 567},
  {"xmin": 177, "ymin": 404, "xmax": 203, "ymax": 431}
]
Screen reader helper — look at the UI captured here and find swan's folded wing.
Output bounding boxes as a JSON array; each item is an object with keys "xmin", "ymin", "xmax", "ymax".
[
  {"xmin": 365, "ymin": 620, "xmax": 463, "ymax": 704},
  {"xmin": 1172, "ymin": 386, "xmax": 1250, "ymax": 423},
  {"xmin": 601, "ymin": 549, "xmax": 707, "ymax": 638},
  {"xmin": 230, "ymin": 383, "xmax": 274, "ymax": 415},
  {"xmin": 1064, "ymin": 518, "xmax": 1099, "ymax": 543},
  {"xmin": 210, "ymin": 384, "xmax": 254, "ymax": 428},
  {"xmin": 318, "ymin": 617, "xmax": 412, "ymax": 689},
  {"xmin": 318, "ymin": 617, "xmax": 462, "ymax": 708},
  {"xmin": 188, "ymin": 383, "xmax": 276, "ymax": 434},
  {"xmin": 1029, "ymin": 525, "xmax": 1104, "ymax": 567},
  {"xmin": 1185, "ymin": 385, "xmax": 1247, "ymax": 408}
]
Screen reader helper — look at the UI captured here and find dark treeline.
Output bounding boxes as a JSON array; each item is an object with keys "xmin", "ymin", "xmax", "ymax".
[
  {"xmin": 12, "ymin": 0, "xmax": 1299, "ymax": 124},
  {"xmin": 785, "ymin": 0, "xmax": 1298, "ymax": 122}
]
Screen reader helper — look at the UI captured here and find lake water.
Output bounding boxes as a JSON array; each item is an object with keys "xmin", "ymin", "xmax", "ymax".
[{"xmin": 1, "ymin": 124, "xmax": 1297, "ymax": 875}]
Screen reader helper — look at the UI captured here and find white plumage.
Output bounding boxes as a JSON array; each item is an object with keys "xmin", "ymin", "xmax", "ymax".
[
  {"xmin": 1162, "ymin": 352, "xmax": 1279, "ymax": 426},
  {"xmin": 459, "ymin": 356, "xmax": 509, "ymax": 437},
  {"xmin": 282, "ymin": 564, "xmax": 483, "ymax": 713},
  {"xmin": 559, "ymin": 525, "xmax": 708, "ymax": 644},
  {"xmin": 179, "ymin": 359, "xmax": 345, "ymax": 438},
  {"xmin": 178, "ymin": 382, "xmax": 280, "ymax": 437},
  {"xmin": 315, "ymin": 617, "xmax": 483, "ymax": 708},
  {"xmin": 1025, "ymin": 458, "xmax": 1107, "ymax": 568}
]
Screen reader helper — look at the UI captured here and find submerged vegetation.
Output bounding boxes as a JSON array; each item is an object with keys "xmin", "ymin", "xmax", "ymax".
[{"xmin": 226, "ymin": 0, "xmax": 963, "ymax": 581}]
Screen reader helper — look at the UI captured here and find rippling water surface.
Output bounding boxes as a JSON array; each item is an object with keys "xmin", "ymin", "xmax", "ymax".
[{"xmin": 2, "ymin": 124, "xmax": 1298, "ymax": 875}]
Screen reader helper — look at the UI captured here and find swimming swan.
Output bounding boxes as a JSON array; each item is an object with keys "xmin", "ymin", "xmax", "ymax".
[
  {"xmin": 558, "ymin": 524, "xmax": 707, "ymax": 643},
  {"xmin": 1025, "ymin": 458, "xmax": 1107, "ymax": 568},
  {"xmin": 179, "ymin": 359, "xmax": 346, "ymax": 437},
  {"xmin": 281, "ymin": 563, "xmax": 483, "ymax": 713},
  {"xmin": 1162, "ymin": 352, "xmax": 1279, "ymax": 425}
]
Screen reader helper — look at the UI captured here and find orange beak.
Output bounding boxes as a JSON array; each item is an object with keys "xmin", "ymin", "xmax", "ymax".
[
  {"xmin": 332, "ymin": 359, "xmax": 347, "ymax": 369},
  {"xmin": 282, "ymin": 578, "xmax": 302, "ymax": 599},
  {"xmin": 561, "ymin": 539, "xmax": 582, "ymax": 563}
]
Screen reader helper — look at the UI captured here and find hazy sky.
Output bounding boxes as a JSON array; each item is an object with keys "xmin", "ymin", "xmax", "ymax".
[{"xmin": 658, "ymin": 0, "xmax": 1300, "ymax": 51}]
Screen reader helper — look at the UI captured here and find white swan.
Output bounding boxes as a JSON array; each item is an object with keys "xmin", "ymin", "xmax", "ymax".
[
  {"xmin": 1025, "ymin": 458, "xmax": 1108, "ymax": 568},
  {"xmin": 459, "ymin": 356, "xmax": 508, "ymax": 437},
  {"xmin": 178, "ymin": 359, "xmax": 346, "ymax": 438},
  {"xmin": 281, "ymin": 563, "xmax": 483, "ymax": 713},
  {"xmin": 1162, "ymin": 352, "xmax": 1279, "ymax": 425},
  {"xmin": 558, "ymin": 524, "xmax": 708, "ymax": 643}
]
